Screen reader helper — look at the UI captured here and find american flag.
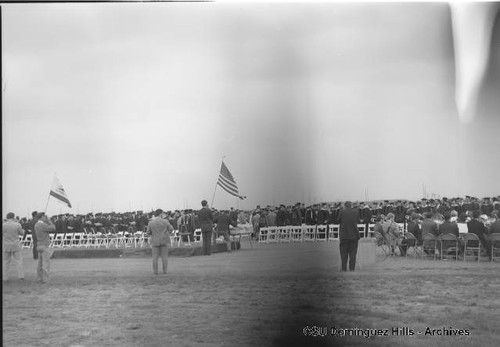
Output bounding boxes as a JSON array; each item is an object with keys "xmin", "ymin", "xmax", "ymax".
[{"xmin": 217, "ymin": 161, "xmax": 246, "ymax": 200}]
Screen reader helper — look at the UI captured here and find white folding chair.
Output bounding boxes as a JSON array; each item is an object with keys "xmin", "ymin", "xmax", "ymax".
[
  {"xmin": 52, "ymin": 233, "xmax": 65, "ymax": 248},
  {"xmin": 328, "ymin": 224, "xmax": 339, "ymax": 241},
  {"xmin": 367, "ymin": 224, "xmax": 375, "ymax": 238},
  {"xmin": 258, "ymin": 227, "xmax": 269, "ymax": 243},
  {"xmin": 278, "ymin": 226, "xmax": 291, "ymax": 243},
  {"xmin": 316, "ymin": 225, "xmax": 328, "ymax": 241},
  {"xmin": 357, "ymin": 224, "xmax": 366, "ymax": 239},
  {"xmin": 267, "ymin": 226, "xmax": 279, "ymax": 243},
  {"xmin": 49, "ymin": 233, "xmax": 55, "ymax": 247},
  {"xmin": 62, "ymin": 233, "xmax": 74, "ymax": 248},
  {"xmin": 133, "ymin": 232, "xmax": 144, "ymax": 248},
  {"xmin": 303, "ymin": 225, "xmax": 316, "ymax": 242},
  {"xmin": 170, "ymin": 230, "xmax": 181, "ymax": 247},
  {"xmin": 22, "ymin": 234, "xmax": 33, "ymax": 248},
  {"xmin": 193, "ymin": 229, "xmax": 203, "ymax": 243},
  {"xmin": 291, "ymin": 225, "xmax": 303, "ymax": 242},
  {"xmin": 71, "ymin": 233, "xmax": 83, "ymax": 247},
  {"xmin": 107, "ymin": 234, "xmax": 121, "ymax": 249}
]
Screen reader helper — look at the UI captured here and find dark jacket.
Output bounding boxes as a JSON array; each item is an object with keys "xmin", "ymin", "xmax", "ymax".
[
  {"xmin": 406, "ymin": 220, "xmax": 422, "ymax": 243},
  {"xmin": 339, "ymin": 207, "xmax": 360, "ymax": 241},
  {"xmin": 198, "ymin": 207, "xmax": 214, "ymax": 232},
  {"xmin": 439, "ymin": 221, "xmax": 459, "ymax": 238},
  {"xmin": 215, "ymin": 213, "xmax": 231, "ymax": 233},
  {"xmin": 467, "ymin": 219, "xmax": 488, "ymax": 240}
]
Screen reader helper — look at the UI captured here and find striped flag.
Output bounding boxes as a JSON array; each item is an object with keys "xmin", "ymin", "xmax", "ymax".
[
  {"xmin": 49, "ymin": 175, "xmax": 72, "ymax": 208},
  {"xmin": 217, "ymin": 161, "xmax": 246, "ymax": 200}
]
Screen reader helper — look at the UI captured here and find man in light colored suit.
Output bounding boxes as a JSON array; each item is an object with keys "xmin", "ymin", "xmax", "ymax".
[
  {"xmin": 146, "ymin": 209, "xmax": 173, "ymax": 275},
  {"xmin": 34, "ymin": 212, "xmax": 55, "ymax": 283},
  {"xmin": 3, "ymin": 212, "xmax": 25, "ymax": 281}
]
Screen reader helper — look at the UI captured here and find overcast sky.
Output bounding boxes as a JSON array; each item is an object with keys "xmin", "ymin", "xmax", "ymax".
[{"xmin": 2, "ymin": 2, "xmax": 499, "ymax": 217}]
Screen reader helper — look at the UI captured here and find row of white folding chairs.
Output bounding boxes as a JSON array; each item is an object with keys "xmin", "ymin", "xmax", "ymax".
[
  {"xmin": 47, "ymin": 232, "xmax": 147, "ymax": 249},
  {"xmin": 257, "ymin": 224, "xmax": 405, "ymax": 243}
]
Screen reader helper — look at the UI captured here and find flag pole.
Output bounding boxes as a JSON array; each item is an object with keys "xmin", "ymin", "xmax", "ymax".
[
  {"xmin": 211, "ymin": 181, "xmax": 218, "ymax": 207},
  {"xmin": 44, "ymin": 194, "xmax": 51, "ymax": 213}
]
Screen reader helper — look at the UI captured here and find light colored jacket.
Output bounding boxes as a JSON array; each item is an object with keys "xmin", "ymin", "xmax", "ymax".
[
  {"xmin": 2, "ymin": 220, "xmax": 24, "ymax": 251},
  {"xmin": 35, "ymin": 220, "xmax": 56, "ymax": 247},
  {"xmin": 147, "ymin": 217, "xmax": 173, "ymax": 246}
]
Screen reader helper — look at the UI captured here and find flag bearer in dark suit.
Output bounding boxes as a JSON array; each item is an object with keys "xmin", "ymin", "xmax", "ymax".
[
  {"xmin": 29, "ymin": 211, "xmax": 39, "ymax": 260},
  {"xmin": 198, "ymin": 200, "xmax": 214, "ymax": 255},
  {"xmin": 338, "ymin": 201, "xmax": 361, "ymax": 272}
]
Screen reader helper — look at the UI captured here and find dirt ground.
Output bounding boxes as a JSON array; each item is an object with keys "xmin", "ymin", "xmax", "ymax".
[{"xmin": 3, "ymin": 241, "xmax": 500, "ymax": 347}]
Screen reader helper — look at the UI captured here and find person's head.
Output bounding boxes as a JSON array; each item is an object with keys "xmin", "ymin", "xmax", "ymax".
[
  {"xmin": 491, "ymin": 211, "xmax": 498, "ymax": 220},
  {"xmin": 443, "ymin": 211, "xmax": 451, "ymax": 221},
  {"xmin": 450, "ymin": 210, "xmax": 458, "ymax": 218},
  {"xmin": 344, "ymin": 201, "xmax": 352, "ymax": 208},
  {"xmin": 411, "ymin": 213, "xmax": 420, "ymax": 221},
  {"xmin": 472, "ymin": 209, "xmax": 481, "ymax": 219},
  {"xmin": 36, "ymin": 212, "xmax": 47, "ymax": 221},
  {"xmin": 6, "ymin": 212, "xmax": 15, "ymax": 220},
  {"xmin": 31, "ymin": 211, "xmax": 38, "ymax": 218},
  {"xmin": 458, "ymin": 212, "xmax": 467, "ymax": 223},
  {"xmin": 201, "ymin": 200, "xmax": 208, "ymax": 207},
  {"xmin": 386, "ymin": 213, "xmax": 395, "ymax": 221},
  {"xmin": 424, "ymin": 212, "xmax": 433, "ymax": 219},
  {"xmin": 154, "ymin": 209, "xmax": 164, "ymax": 217}
]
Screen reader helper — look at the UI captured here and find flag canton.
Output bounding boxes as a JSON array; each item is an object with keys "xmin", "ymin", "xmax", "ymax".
[{"xmin": 220, "ymin": 162, "xmax": 236, "ymax": 183}]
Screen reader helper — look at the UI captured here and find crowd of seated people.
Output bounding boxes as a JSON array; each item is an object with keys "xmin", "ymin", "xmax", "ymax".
[
  {"xmin": 11, "ymin": 196, "xmax": 500, "ymax": 252},
  {"xmin": 377, "ymin": 209, "xmax": 500, "ymax": 260},
  {"xmin": 246, "ymin": 196, "xmax": 499, "ymax": 239}
]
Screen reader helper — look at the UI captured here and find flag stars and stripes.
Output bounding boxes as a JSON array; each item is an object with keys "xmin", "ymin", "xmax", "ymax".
[{"xmin": 217, "ymin": 161, "xmax": 246, "ymax": 200}]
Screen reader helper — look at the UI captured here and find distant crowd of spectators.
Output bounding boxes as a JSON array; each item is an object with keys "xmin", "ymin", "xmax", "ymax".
[
  {"xmin": 9, "ymin": 195, "xmax": 500, "ymax": 240},
  {"xmin": 246, "ymin": 196, "xmax": 500, "ymax": 236}
]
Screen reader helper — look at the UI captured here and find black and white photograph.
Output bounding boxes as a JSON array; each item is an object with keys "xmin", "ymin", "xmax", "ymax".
[{"xmin": 2, "ymin": 1, "xmax": 500, "ymax": 346}]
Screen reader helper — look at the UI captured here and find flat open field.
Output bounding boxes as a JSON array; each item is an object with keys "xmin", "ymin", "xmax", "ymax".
[{"xmin": 3, "ymin": 242, "xmax": 500, "ymax": 347}]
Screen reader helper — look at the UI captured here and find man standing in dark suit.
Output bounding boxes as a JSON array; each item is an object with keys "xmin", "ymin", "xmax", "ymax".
[
  {"xmin": 338, "ymin": 201, "xmax": 361, "ymax": 272},
  {"xmin": 276, "ymin": 205, "xmax": 286, "ymax": 227},
  {"xmin": 214, "ymin": 210, "xmax": 232, "ymax": 253},
  {"xmin": 198, "ymin": 200, "xmax": 214, "ymax": 256},
  {"xmin": 29, "ymin": 211, "xmax": 38, "ymax": 260}
]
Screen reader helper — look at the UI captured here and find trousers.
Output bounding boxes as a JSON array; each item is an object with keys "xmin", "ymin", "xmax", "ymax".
[
  {"xmin": 202, "ymin": 231, "xmax": 212, "ymax": 255},
  {"xmin": 3, "ymin": 249, "xmax": 24, "ymax": 280},
  {"xmin": 339, "ymin": 239, "xmax": 359, "ymax": 272},
  {"xmin": 37, "ymin": 245, "xmax": 52, "ymax": 282},
  {"xmin": 151, "ymin": 245, "xmax": 168, "ymax": 274}
]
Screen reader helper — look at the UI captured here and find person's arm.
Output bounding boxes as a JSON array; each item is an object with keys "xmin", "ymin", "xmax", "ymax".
[
  {"xmin": 17, "ymin": 223, "xmax": 25, "ymax": 237},
  {"xmin": 166, "ymin": 220, "xmax": 174, "ymax": 234},
  {"xmin": 41, "ymin": 220, "xmax": 56, "ymax": 233}
]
